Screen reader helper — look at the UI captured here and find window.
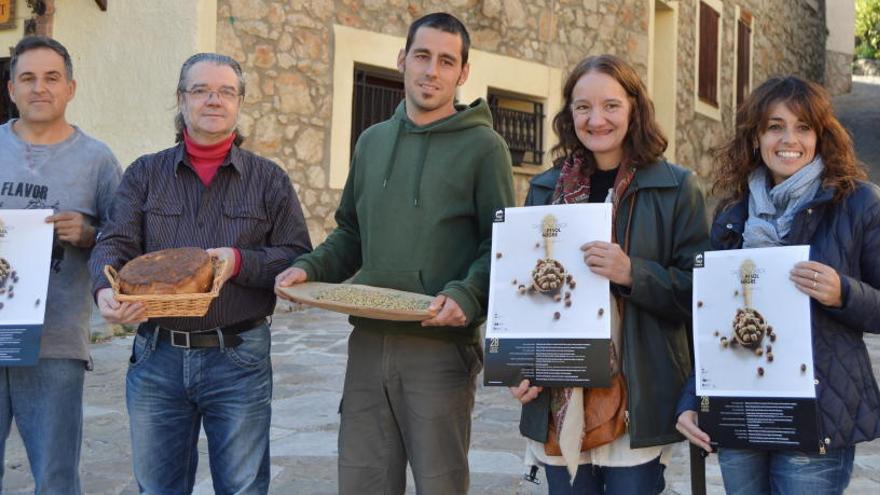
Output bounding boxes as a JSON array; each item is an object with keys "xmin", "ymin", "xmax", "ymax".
[
  {"xmin": 350, "ymin": 67, "xmax": 404, "ymax": 155},
  {"xmin": 0, "ymin": 0, "xmax": 15, "ymax": 30},
  {"xmin": 694, "ymin": 0, "xmax": 722, "ymax": 120},
  {"xmin": 487, "ymin": 92, "xmax": 544, "ymax": 166},
  {"xmin": 735, "ymin": 10, "xmax": 753, "ymax": 108},
  {"xmin": 697, "ymin": 1, "xmax": 720, "ymax": 106},
  {"xmin": 0, "ymin": 58, "xmax": 18, "ymax": 125}
]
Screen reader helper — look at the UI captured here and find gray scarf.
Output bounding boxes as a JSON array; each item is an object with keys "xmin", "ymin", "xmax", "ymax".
[{"xmin": 742, "ymin": 156, "xmax": 825, "ymax": 248}]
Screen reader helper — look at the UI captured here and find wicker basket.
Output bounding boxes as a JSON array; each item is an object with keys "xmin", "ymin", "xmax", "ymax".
[{"xmin": 103, "ymin": 257, "xmax": 226, "ymax": 318}]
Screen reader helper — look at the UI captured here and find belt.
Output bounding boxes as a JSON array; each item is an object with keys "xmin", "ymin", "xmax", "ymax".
[{"xmin": 143, "ymin": 317, "xmax": 266, "ymax": 349}]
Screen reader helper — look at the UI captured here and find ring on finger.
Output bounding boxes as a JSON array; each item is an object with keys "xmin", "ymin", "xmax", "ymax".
[
  {"xmin": 812, "ymin": 280, "xmax": 818, "ymax": 289},
  {"xmin": 813, "ymin": 271, "xmax": 819, "ymax": 281}
]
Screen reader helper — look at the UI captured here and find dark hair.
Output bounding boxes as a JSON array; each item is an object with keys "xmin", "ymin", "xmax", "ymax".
[
  {"xmin": 10, "ymin": 36, "xmax": 73, "ymax": 80},
  {"xmin": 174, "ymin": 53, "xmax": 246, "ymax": 145},
  {"xmin": 405, "ymin": 12, "xmax": 470, "ymax": 65},
  {"xmin": 551, "ymin": 54, "xmax": 667, "ymax": 169},
  {"xmin": 712, "ymin": 76, "xmax": 866, "ymax": 205}
]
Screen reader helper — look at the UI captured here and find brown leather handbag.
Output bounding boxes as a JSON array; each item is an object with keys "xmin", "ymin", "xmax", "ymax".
[
  {"xmin": 581, "ymin": 343, "xmax": 627, "ymax": 449},
  {"xmin": 544, "ymin": 346, "xmax": 627, "ymax": 454}
]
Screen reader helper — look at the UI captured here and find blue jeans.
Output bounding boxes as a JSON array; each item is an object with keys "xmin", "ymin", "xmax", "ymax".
[
  {"xmin": 127, "ymin": 323, "xmax": 273, "ymax": 495},
  {"xmin": 544, "ymin": 457, "xmax": 664, "ymax": 494},
  {"xmin": 718, "ymin": 447, "xmax": 855, "ymax": 495},
  {"xmin": 0, "ymin": 358, "xmax": 85, "ymax": 495}
]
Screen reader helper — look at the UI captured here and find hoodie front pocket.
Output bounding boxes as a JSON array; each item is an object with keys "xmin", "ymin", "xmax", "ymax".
[{"xmin": 352, "ymin": 269, "xmax": 428, "ymax": 295}]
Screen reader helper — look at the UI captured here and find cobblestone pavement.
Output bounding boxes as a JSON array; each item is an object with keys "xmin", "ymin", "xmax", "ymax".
[
  {"xmin": 1, "ymin": 304, "xmax": 878, "ymax": 494},
  {"xmin": 2, "ymin": 78, "xmax": 878, "ymax": 495}
]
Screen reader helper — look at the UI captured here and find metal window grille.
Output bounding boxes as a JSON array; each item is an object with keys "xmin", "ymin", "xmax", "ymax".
[
  {"xmin": 351, "ymin": 68, "xmax": 404, "ymax": 155},
  {"xmin": 0, "ymin": 58, "xmax": 18, "ymax": 125},
  {"xmin": 488, "ymin": 94, "xmax": 544, "ymax": 165}
]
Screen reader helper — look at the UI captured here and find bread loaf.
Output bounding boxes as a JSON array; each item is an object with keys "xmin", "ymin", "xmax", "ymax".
[{"xmin": 118, "ymin": 247, "xmax": 214, "ymax": 295}]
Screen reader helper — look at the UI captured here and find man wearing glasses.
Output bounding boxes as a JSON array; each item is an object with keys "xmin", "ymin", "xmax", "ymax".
[
  {"xmin": 90, "ymin": 53, "xmax": 311, "ymax": 494},
  {"xmin": 0, "ymin": 36, "xmax": 121, "ymax": 495}
]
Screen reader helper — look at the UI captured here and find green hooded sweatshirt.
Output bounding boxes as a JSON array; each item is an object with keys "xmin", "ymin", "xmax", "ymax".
[{"xmin": 293, "ymin": 98, "xmax": 515, "ymax": 343}]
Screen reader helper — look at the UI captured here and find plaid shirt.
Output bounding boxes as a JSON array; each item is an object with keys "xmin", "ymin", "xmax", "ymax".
[{"xmin": 89, "ymin": 142, "xmax": 312, "ymax": 331}]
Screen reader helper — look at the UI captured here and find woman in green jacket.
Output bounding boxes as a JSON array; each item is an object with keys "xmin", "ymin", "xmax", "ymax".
[{"xmin": 509, "ymin": 54, "xmax": 709, "ymax": 494}]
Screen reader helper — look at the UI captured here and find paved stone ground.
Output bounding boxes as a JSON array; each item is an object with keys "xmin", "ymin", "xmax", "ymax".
[
  {"xmin": 834, "ymin": 75, "xmax": 880, "ymax": 181},
  {"xmin": 1, "ymin": 78, "xmax": 878, "ymax": 495},
  {"xmin": 1, "ymin": 304, "xmax": 878, "ymax": 494}
]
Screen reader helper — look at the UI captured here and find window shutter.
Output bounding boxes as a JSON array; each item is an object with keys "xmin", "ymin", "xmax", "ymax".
[
  {"xmin": 736, "ymin": 19, "xmax": 751, "ymax": 108},
  {"xmin": 698, "ymin": 2, "xmax": 719, "ymax": 106}
]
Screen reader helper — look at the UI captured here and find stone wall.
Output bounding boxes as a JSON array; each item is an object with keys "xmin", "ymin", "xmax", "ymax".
[
  {"xmin": 825, "ymin": 50, "xmax": 853, "ymax": 96},
  {"xmin": 216, "ymin": 0, "xmax": 829, "ymax": 242}
]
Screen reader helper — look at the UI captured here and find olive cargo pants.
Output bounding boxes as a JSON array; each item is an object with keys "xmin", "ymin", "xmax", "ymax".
[{"xmin": 338, "ymin": 328, "xmax": 482, "ymax": 494}]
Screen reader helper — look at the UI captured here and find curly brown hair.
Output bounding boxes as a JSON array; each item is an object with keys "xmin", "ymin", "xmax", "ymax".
[
  {"xmin": 713, "ymin": 76, "xmax": 866, "ymax": 205},
  {"xmin": 551, "ymin": 55, "xmax": 667, "ymax": 169}
]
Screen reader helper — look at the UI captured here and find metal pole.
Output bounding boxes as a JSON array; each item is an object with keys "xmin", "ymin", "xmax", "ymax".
[{"xmin": 689, "ymin": 443, "xmax": 707, "ymax": 495}]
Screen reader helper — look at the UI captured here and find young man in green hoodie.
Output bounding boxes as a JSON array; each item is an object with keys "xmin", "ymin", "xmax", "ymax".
[{"xmin": 276, "ymin": 12, "xmax": 514, "ymax": 494}]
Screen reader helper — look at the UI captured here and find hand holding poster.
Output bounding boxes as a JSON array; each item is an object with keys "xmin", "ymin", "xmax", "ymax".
[
  {"xmin": 694, "ymin": 246, "xmax": 820, "ymax": 450},
  {"xmin": 0, "ymin": 210, "xmax": 54, "ymax": 365},
  {"xmin": 484, "ymin": 204, "xmax": 612, "ymax": 387}
]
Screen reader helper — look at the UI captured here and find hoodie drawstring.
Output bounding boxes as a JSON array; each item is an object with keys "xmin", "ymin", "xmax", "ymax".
[
  {"xmin": 381, "ymin": 120, "xmax": 431, "ymax": 208},
  {"xmin": 382, "ymin": 120, "xmax": 403, "ymax": 189},
  {"xmin": 412, "ymin": 131, "xmax": 431, "ymax": 207}
]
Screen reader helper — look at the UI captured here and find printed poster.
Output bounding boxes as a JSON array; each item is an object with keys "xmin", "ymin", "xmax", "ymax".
[
  {"xmin": 484, "ymin": 204, "xmax": 612, "ymax": 387},
  {"xmin": 694, "ymin": 246, "xmax": 820, "ymax": 450},
  {"xmin": 0, "ymin": 210, "xmax": 54, "ymax": 366}
]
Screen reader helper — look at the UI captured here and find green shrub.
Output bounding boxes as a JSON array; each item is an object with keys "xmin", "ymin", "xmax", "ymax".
[
  {"xmin": 856, "ymin": 0, "xmax": 880, "ymax": 59},
  {"xmin": 856, "ymin": 44, "xmax": 876, "ymax": 59}
]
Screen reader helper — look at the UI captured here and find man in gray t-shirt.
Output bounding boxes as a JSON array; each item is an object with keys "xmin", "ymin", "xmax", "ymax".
[{"xmin": 0, "ymin": 37, "xmax": 120, "ymax": 494}]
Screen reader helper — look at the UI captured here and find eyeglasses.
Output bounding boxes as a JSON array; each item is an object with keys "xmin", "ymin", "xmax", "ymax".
[{"xmin": 182, "ymin": 88, "xmax": 241, "ymax": 102}]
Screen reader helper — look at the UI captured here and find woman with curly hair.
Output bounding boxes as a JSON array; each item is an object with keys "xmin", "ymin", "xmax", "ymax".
[
  {"xmin": 510, "ymin": 54, "xmax": 709, "ymax": 494},
  {"xmin": 676, "ymin": 75, "xmax": 880, "ymax": 495}
]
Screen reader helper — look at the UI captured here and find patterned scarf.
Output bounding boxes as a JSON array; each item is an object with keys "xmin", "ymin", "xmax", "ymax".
[
  {"xmin": 552, "ymin": 152, "xmax": 635, "ymax": 213},
  {"xmin": 743, "ymin": 156, "xmax": 825, "ymax": 248},
  {"xmin": 549, "ymin": 151, "xmax": 636, "ymax": 478}
]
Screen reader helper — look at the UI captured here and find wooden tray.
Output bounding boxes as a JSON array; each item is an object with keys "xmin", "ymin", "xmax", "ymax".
[{"xmin": 278, "ymin": 282, "xmax": 437, "ymax": 321}]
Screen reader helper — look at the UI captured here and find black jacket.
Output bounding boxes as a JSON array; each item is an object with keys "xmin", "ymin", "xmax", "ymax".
[
  {"xmin": 519, "ymin": 160, "xmax": 710, "ymax": 448},
  {"xmin": 678, "ymin": 181, "xmax": 880, "ymax": 450}
]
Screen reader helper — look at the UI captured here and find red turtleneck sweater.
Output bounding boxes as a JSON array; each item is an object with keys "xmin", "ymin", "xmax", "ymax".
[
  {"xmin": 183, "ymin": 130, "xmax": 241, "ymax": 278},
  {"xmin": 184, "ymin": 130, "xmax": 235, "ymax": 187}
]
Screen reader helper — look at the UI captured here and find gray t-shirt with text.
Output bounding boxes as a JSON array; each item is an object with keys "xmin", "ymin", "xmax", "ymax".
[{"xmin": 0, "ymin": 121, "xmax": 121, "ymax": 362}]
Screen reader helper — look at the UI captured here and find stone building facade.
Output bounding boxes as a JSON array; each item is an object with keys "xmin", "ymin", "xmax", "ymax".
[
  {"xmin": 215, "ymin": 0, "xmax": 844, "ymax": 243},
  {"xmin": 677, "ymin": 0, "xmax": 829, "ymax": 177},
  {"xmin": 1, "ymin": 1, "xmax": 843, "ymax": 245}
]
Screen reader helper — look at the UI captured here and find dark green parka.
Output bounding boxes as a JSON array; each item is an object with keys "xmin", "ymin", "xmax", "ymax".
[{"xmin": 520, "ymin": 159, "xmax": 710, "ymax": 448}]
